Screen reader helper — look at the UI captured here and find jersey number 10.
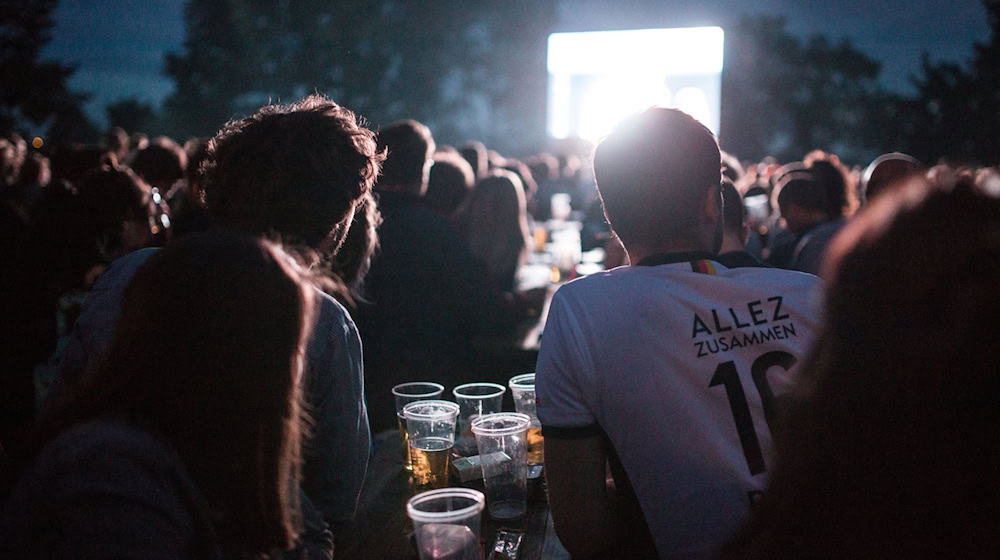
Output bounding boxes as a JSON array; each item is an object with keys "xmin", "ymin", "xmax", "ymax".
[{"xmin": 710, "ymin": 350, "xmax": 796, "ymax": 476}]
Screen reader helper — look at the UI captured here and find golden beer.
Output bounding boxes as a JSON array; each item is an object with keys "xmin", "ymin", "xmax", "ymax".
[
  {"xmin": 410, "ymin": 436, "xmax": 452, "ymax": 491},
  {"xmin": 526, "ymin": 426, "xmax": 544, "ymax": 465},
  {"xmin": 397, "ymin": 414, "xmax": 413, "ymax": 471}
]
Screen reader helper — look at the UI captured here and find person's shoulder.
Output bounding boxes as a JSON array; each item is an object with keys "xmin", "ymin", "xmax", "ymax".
[
  {"xmin": 552, "ymin": 265, "xmax": 636, "ymax": 297},
  {"xmin": 91, "ymin": 247, "xmax": 160, "ymax": 293},
  {"xmin": 310, "ymin": 286, "xmax": 359, "ymax": 336},
  {"xmin": 721, "ymin": 263, "xmax": 820, "ymax": 287}
]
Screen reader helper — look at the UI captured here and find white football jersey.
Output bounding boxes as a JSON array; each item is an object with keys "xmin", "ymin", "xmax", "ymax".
[{"xmin": 536, "ymin": 255, "xmax": 822, "ymax": 559}]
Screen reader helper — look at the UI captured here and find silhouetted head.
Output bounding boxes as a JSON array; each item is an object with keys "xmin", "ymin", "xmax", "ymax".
[
  {"xmin": 459, "ymin": 141, "xmax": 488, "ymax": 180},
  {"xmin": 105, "ymin": 126, "xmax": 130, "ymax": 162},
  {"xmin": 377, "ymin": 119, "xmax": 434, "ymax": 195},
  {"xmin": 501, "ymin": 159, "xmax": 538, "ymax": 205},
  {"xmin": 74, "ymin": 165, "xmax": 154, "ymax": 264},
  {"xmin": 202, "ymin": 94, "xmax": 384, "ymax": 257},
  {"xmin": 131, "ymin": 138, "xmax": 186, "ymax": 191},
  {"xmin": 775, "ymin": 170, "xmax": 828, "ymax": 234},
  {"xmin": 593, "ymin": 108, "xmax": 722, "ymax": 253},
  {"xmin": 426, "ymin": 151, "xmax": 474, "ymax": 217},
  {"xmin": 861, "ymin": 152, "xmax": 924, "ymax": 203},
  {"xmin": 804, "ymin": 151, "xmax": 856, "ymax": 218},
  {"xmin": 455, "ymin": 170, "xmax": 530, "ymax": 290},
  {"xmin": 720, "ymin": 178, "xmax": 748, "ymax": 251}
]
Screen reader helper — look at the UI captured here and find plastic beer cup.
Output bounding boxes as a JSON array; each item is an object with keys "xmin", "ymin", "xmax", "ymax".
[
  {"xmin": 404, "ymin": 400, "xmax": 460, "ymax": 492},
  {"xmin": 471, "ymin": 412, "xmax": 530, "ymax": 520},
  {"xmin": 508, "ymin": 373, "xmax": 543, "ymax": 466},
  {"xmin": 452, "ymin": 383, "xmax": 506, "ymax": 456},
  {"xmin": 393, "ymin": 382, "xmax": 445, "ymax": 471}
]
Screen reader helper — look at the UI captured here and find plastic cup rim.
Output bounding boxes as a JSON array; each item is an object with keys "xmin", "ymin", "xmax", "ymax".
[
  {"xmin": 452, "ymin": 382, "xmax": 506, "ymax": 400},
  {"xmin": 407, "ymin": 487, "xmax": 486, "ymax": 523},
  {"xmin": 470, "ymin": 412, "xmax": 531, "ymax": 436},
  {"xmin": 508, "ymin": 373, "xmax": 535, "ymax": 391},
  {"xmin": 392, "ymin": 382, "xmax": 445, "ymax": 399},
  {"xmin": 402, "ymin": 399, "xmax": 460, "ymax": 420}
]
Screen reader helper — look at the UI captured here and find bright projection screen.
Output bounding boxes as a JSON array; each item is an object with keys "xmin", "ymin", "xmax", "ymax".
[{"xmin": 547, "ymin": 27, "xmax": 724, "ymax": 142}]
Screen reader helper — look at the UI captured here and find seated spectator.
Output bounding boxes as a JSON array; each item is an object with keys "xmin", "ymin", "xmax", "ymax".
[
  {"xmin": 52, "ymin": 95, "xmax": 383, "ymax": 536},
  {"xmin": 717, "ymin": 178, "xmax": 768, "ymax": 268},
  {"xmin": 425, "ymin": 151, "xmax": 474, "ymax": 219},
  {"xmin": 359, "ymin": 120, "xmax": 543, "ymax": 432},
  {"xmin": 454, "ymin": 170, "xmax": 532, "ymax": 292},
  {"xmin": 3, "ymin": 232, "xmax": 325, "ymax": 558},
  {"xmin": 722, "ymin": 174, "xmax": 1000, "ymax": 558},
  {"xmin": 768, "ymin": 169, "xmax": 831, "ymax": 272},
  {"xmin": 537, "ymin": 108, "xmax": 821, "ymax": 559}
]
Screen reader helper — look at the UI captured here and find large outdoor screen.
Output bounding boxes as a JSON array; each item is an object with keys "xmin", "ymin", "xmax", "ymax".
[{"xmin": 547, "ymin": 27, "xmax": 724, "ymax": 142}]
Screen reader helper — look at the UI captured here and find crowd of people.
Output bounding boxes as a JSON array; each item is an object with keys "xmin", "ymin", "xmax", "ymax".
[{"xmin": 0, "ymin": 91, "xmax": 998, "ymax": 559}]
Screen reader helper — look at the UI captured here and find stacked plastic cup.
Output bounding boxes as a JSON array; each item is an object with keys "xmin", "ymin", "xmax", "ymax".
[{"xmin": 407, "ymin": 487, "xmax": 485, "ymax": 560}]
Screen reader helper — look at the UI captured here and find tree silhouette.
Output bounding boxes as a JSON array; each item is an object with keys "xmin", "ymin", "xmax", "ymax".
[
  {"xmin": 162, "ymin": 0, "xmax": 555, "ymax": 152},
  {"xmin": 903, "ymin": 0, "xmax": 999, "ymax": 164},
  {"xmin": 106, "ymin": 97, "xmax": 159, "ymax": 134},
  {"xmin": 720, "ymin": 16, "xmax": 893, "ymax": 163},
  {"xmin": 0, "ymin": 0, "xmax": 95, "ymax": 142}
]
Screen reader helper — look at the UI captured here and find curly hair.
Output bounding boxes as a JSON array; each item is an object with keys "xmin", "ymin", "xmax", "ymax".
[{"xmin": 202, "ymin": 95, "xmax": 385, "ymax": 254}]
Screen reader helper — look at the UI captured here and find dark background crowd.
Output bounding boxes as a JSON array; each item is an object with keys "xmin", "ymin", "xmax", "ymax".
[{"xmin": 1, "ymin": 1, "xmax": 1000, "ymax": 559}]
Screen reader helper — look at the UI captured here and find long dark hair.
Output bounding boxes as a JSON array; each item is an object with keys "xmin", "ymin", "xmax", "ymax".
[
  {"xmin": 722, "ymin": 175, "xmax": 1000, "ymax": 557},
  {"xmin": 35, "ymin": 232, "xmax": 315, "ymax": 553}
]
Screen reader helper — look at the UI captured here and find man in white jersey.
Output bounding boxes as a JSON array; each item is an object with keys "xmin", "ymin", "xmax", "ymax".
[{"xmin": 536, "ymin": 108, "xmax": 821, "ymax": 559}]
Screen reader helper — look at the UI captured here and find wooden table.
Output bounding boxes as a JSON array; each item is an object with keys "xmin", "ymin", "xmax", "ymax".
[{"xmin": 337, "ymin": 431, "xmax": 570, "ymax": 559}]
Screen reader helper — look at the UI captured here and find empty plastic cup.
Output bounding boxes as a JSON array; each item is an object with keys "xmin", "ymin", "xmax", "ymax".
[
  {"xmin": 407, "ymin": 487, "xmax": 485, "ymax": 560},
  {"xmin": 452, "ymin": 382, "xmax": 506, "ymax": 456},
  {"xmin": 471, "ymin": 412, "xmax": 530, "ymax": 520}
]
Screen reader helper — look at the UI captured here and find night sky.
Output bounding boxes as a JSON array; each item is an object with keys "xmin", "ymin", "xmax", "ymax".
[{"xmin": 43, "ymin": 0, "xmax": 991, "ymax": 128}]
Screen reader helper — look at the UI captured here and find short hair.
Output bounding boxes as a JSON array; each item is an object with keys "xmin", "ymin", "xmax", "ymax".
[
  {"xmin": 862, "ymin": 152, "xmax": 924, "ymax": 202},
  {"xmin": 775, "ymin": 170, "xmax": 826, "ymax": 214},
  {"xmin": 377, "ymin": 119, "xmax": 434, "ymax": 190},
  {"xmin": 426, "ymin": 152, "xmax": 474, "ymax": 216},
  {"xmin": 131, "ymin": 140, "xmax": 186, "ymax": 188},
  {"xmin": 202, "ymin": 95, "xmax": 384, "ymax": 251},
  {"xmin": 721, "ymin": 178, "xmax": 745, "ymax": 237},
  {"xmin": 593, "ymin": 108, "xmax": 721, "ymax": 247}
]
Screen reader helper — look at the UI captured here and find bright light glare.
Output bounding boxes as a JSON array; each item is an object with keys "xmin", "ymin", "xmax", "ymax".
[
  {"xmin": 674, "ymin": 87, "xmax": 711, "ymax": 130},
  {"xmin": 547, "ymin": 27, "xmax": 724, "ymax": 141},
  {"xmin": 547, "ymin": 27, "xmax": 724, "ymax": 75}
]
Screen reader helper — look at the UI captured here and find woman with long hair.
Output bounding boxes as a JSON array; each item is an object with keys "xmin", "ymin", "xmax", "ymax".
[
  {"xmin": 3, "ymin": 232, "xmax": 316, "ymax": 558},
  {"xmin": 721, "ymin": 174, "xmax": 1000, "ymax": 558},
  {"xmin": 454, "ymin": 170, "xmax": 531, "ymax": 292}
]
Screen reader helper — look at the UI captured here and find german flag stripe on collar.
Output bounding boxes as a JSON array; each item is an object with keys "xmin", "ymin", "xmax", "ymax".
[{"xmin": 691, "ymin": 259, "xmax": 717, "ymax": 275}]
